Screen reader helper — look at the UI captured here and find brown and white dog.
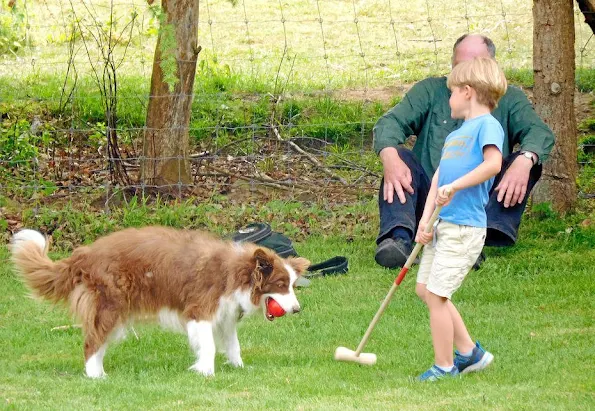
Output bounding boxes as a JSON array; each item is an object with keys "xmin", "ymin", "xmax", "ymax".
[{"xmin": 11, "ymin": 227, "xmax": 310, "ymax": 378}]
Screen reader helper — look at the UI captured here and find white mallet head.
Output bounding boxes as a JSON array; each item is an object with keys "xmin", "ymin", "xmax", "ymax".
[{"xmin": 334, "ymin": 346, "xmax": 377, "ymax": 366}]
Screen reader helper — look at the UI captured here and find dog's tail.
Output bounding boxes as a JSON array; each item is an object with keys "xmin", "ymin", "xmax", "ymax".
[{"xmin": 11, "ymin": 229, "xmax": 77, "ymax": 303}]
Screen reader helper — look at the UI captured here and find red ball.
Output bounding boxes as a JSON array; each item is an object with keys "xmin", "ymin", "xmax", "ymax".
[{"xmin": 267, "ymin": 298, "xmax": 286, "ymax": 317}]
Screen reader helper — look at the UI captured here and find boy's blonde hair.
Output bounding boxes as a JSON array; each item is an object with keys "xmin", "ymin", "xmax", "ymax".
[{"xmin": 447, "ymin": 57, "xmax": 507, "ymax": 110}]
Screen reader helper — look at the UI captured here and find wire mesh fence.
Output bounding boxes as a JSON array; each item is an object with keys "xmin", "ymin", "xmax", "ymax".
[{"xmin": 0, "ymin": 0, "xmax": 594, "ymax": 212}]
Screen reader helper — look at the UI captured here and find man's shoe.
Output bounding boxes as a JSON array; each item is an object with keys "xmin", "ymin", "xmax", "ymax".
[
  {"xmin": 374, "ymin": 238, "xmax": 410, "ymax": 269},
  {"xmin": 472, "ymin": 250, "xmax": 486, "ymax": 270},
  {"xmin": 418, "ymin": 365, "xmax": 459, "ymax": 382},
  {"xmin": 454, "ymin": 341, "xmax": 494, "ymax": 374}
]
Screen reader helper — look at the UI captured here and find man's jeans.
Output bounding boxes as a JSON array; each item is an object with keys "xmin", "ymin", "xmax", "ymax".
[{"xmin": 377, "ymin": 147, "xmax": 542, "ymax": 247}]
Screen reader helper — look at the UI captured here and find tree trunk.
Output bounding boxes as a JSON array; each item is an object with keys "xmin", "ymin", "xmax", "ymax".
[
  {"xmin": 142, "ymin": 0, "xmax": 200, "ymax": 187},
  {"xmin": 576, "ymin": 0, "xmax": 595, "ymax": 33},
  {"xmin": 532, "ymin": 0, "xmax": 577, "ymax": 213}
]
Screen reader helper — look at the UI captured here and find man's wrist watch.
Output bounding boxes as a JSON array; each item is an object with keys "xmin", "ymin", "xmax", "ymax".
[{"xmin": 520, "ymin": 151, "xmax": 537, "ymax": 166}]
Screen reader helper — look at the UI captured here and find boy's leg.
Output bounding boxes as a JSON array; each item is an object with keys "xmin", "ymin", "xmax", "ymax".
[
  {"xmin": 427, "ymin": 223, "xmax": 495, "ymax": 374},
  {"xmin": 426, "ymin": 291, "xmax": 455, "ymax": 368},
  {"xmin": 425, "ymin": 223, "xmax": 483, "ymax": 366},
  {"xmin": 376, "ymin": 148, "xmax": 431, "ymax": 268},
  {"xmin": 417, "ymin": 242, "xmax": 462, "ymax": 381},
  {"xmin": 415, "ymin": 243, "xmax": 435, "ymax": 303},
  {"xmin": 416, "ymin": 240, "xmax": 475, "ymax": 355},
  {"xmin": 424, "ymin": 295, "xmax": 475, "ymax": 363},
  {"xmin": 448, "ymin": 301, "xmax": 475, "ymax": 354}
]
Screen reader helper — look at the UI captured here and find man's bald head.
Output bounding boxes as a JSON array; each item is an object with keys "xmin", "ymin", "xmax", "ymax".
[{"xmin": 452, "ymin": 34, "xmax": 496, "ymax": 67}]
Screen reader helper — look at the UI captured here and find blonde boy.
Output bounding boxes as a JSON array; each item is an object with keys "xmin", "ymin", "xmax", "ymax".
[{"xmin": 415, "ymin": 57, "xmax": 507, "ymax": 381}]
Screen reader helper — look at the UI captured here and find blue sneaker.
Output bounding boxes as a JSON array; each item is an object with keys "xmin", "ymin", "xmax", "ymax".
[
  {"xmin": 418, "ymin": 365, "xmax": 459, "ymax": 382},
  {"xmin": 454, "ymin": 341, "xmax": 494, "ymax": 374}
]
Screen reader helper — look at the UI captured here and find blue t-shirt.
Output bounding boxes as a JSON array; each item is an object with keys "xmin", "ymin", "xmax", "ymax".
[{"xmin": 438, "ymin": 114, "xmax": 504, "ymax": 227}]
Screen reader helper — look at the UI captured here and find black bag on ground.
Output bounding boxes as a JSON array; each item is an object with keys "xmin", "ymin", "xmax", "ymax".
[
  {"xmin": 231, "ymin": 222, "xmax": 297, "ymax": 258},
  {"xmin": 230, "ymin": 222, "xmax": 348, "ymax": 277}
]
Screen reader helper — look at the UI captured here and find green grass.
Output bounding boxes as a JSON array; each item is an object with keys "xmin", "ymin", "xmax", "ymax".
[
  {"xmin": 1, "ymin": 212, "xmax": 594, "ymax": 409},
  {"xmin": 1, "ymin": 1, "xmax": 594, "ymax": 406},
  {"xmin": 3, "ymin": 0, "xmax": 595, "ymax": 90},
  {"xmin": 0, "ymin": 72, "xmax": 391, "ymax": 150}
]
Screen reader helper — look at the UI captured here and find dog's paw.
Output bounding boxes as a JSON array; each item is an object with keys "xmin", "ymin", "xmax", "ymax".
[
  {"xmin": 225, "ymin": 347, "xmax": 243, "ymax": 368},
  {"xmin": 85, "ymin": 369, "xmax": 107, "ymax": 379},
  {"xmin": 85, "ymin": 360, "xmax": 106, "ymax": 379},
  {"xmin": 226, "ymin": 356, "xmax": 244, "ymax": 368},
  {"xmin": 189, "ymin": 362, "xmax": 215, "ymax": 377}
]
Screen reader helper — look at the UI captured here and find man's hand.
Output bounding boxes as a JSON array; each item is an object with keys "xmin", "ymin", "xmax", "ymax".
[
  {"xmin": 415, "ymin": 220, "xmax": 433, "ymax": 245},
  {"xmin": 379, "ymin": 147, "xmax": 414, "ymax": 204},
  {"xmin": 495, "ymin": 154, "xmax": 533, "ymax": 208}
]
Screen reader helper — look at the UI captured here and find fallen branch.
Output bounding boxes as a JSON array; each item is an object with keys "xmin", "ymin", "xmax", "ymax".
[
  {"xmin": 206, "ymin": 164, "xmax": 294, "ymax": 191},
  {"xmin": 266, "ymin": 49, "xmax": 348, "ymax": 187},
  {"xmin": 326, "ymin": 164, "xmax": 380, "ymax": 178},
  {"xmin": 272, "ymin": 126, "xmax": 349, "ymax": 185}
]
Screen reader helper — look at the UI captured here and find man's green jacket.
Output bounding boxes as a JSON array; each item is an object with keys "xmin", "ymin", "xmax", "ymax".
[{"xmin": 373, "ymin": 77, "xmax": 555, "ymax": 177}]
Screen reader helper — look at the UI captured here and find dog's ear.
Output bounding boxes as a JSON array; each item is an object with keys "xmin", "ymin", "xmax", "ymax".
[
  {"xmin": 287, "ymin": 257, "xmax": 310, "ymax": 275},
  {"xmin": 253, "ymin": 248, "xmax": 274, "ymax": 277}
]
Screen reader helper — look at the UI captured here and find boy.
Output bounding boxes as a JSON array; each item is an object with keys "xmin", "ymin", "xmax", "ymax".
[{"xmin": 414, "ymin": 57, "xmax": 507, "ymax": 381}]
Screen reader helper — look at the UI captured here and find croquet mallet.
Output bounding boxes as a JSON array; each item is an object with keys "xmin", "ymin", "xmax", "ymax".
[{"xmin": 334, "ymin": 205, "xmax": 443, "ymax": 365}]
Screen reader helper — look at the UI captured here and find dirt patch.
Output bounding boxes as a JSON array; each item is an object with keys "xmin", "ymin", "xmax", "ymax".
[
  {"xmin": 334, "ymin": 85, "xmax": 412, "ymax": 104},
  {"xmin": 337, "ymin": 86, "xmax": 594, "ymax": 122}
]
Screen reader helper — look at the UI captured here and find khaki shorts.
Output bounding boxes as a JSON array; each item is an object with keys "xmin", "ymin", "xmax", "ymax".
[{"xmin": 416, "ymin": 221, "xmax": 485, "ymax": 299}]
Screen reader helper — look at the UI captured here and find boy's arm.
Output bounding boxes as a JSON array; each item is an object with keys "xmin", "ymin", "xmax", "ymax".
[
  {"xmin": 437, "ymin": 145, "xmax": 502, "ymax": 205},
  {"xmin": 415, "ymin": 168, "xmax": 439, "ymax": 245}
]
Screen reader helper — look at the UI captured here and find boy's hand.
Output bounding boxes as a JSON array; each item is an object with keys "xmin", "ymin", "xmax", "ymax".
[
  {"xmin": 436, "ymin": 184, "xmax": 455, "ymax": 206},
  {"xmin": 415, "ymin": 220, "xmax": 433, "ymax": 245}
]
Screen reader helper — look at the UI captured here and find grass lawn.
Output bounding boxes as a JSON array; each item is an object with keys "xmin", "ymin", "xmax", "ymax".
[
  {"xmin": 6, "ymin": 0, "xmax": 594, "ymax": 89},
  {"xmin": 1, "ymin": 3, "xmax": 594, "ymax": 407},
  {"xmin": 1, "ymin": 217, "xmax": 593, "ymax": 410}
]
